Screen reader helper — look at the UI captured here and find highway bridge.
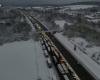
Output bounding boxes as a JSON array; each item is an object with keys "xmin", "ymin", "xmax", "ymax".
[{"xmin": 22, "ymin": 12, "xmax": 96, "ymax": 80}]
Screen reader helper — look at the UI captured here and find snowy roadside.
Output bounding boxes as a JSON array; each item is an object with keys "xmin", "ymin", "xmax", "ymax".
[
  {"xmin": 53, "ymin": 19, "xmax": 100, "ymax": 65},
  {"xmin": 54, "ymin": 33, "xmax": 100, "ymax": 80}
]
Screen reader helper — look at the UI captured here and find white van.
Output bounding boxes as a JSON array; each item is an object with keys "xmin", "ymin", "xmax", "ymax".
[
  {"xmin": 44, "ymin": 50, "xmax": 49, "ymax": 57},
  {"xmin": 47, "ymin": 58, "xmax": 52, "ymax": 68}
]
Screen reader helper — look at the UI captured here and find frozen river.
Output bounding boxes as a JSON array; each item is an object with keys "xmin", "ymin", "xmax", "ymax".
[{"xmin": 0, "ymin": 39, "xmax": 58, "ymax": 80}]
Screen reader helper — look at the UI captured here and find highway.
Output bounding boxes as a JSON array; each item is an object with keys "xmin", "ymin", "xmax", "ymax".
[
  {"xmin": 23, "ymin": 13, "xmax": 96, "ymax": 80},
  {"xmin": 25, "ymin": 15, "xmax": 60, "ymax": 80},
  {"xmin": 24, "ymin": 13, "xmax": 80, "ymax": 80}
]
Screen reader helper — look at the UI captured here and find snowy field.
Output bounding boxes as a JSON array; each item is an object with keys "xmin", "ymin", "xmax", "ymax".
[
  {"xmin": 55, "ymin": 20, "xmax": 66, "ymax": 30},
  {"xmin": 0, "ymin": 39, "xmax": 58, "ymax": 80},
  {"xmin": 32, "ymin": 5, "xmax": 98, "ymax": 11},
  {"xmin": 59, "ymin": 5, "xmax": 98, "ymax": 13}
]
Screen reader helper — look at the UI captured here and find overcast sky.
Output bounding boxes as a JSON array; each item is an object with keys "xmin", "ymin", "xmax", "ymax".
[{"xmin": 0, "ymin": 0, "xmax": 100, "ymax": 6}]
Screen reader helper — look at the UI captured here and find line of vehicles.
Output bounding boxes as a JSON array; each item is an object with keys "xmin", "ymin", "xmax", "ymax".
[
  {"xmin": 31, "ymin": 16, "xmax": 53, "ymax": 69},
  {"xmin": 42, "ymin": 45, "xmax": 53, "ymax": 68},
  {"xmin": 29, "ymin": 15, "xmax": 80, "ymax": 80}
]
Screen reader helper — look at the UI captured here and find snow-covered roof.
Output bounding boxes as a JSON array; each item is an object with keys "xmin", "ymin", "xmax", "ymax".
[
  {"xmin": 85, "ymin": 15, "xmax": 94, "ymax": 19},
  {"xmin": 66, "ymin": 21, "xmax": 73, "ymax": 26},
  {"xmin": 55, "ymin": 20, "xmax": 73, "ymax": 30},
  {"xmin": 96, "ymin": 12, "xmax": 100, "ymax": 14},
  {"xmin": 87, "ymin": 19, "xmax": 100, "ymax": 23},
  {"xmin": 63, "ymin": 5, "xmax": 98, "ymax": 10},
  {"xmin": 55, "ymin": 20, "xmax": 66, "ymax": 29}
]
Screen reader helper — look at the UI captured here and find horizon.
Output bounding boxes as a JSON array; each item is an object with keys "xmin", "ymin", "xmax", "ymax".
[{"xmin": 0, "ymin": 0, "xmax": 100, "ymax": 6}]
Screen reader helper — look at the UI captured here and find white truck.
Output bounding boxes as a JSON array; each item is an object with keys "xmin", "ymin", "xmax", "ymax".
[{"xmin": 47, "ymin": 58, "xmax": 52, "ymax": 68}]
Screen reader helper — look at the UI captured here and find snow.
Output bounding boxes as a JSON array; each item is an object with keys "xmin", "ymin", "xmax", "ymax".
[
  {"xmin": 0, "ymin": 40, "xmax": 36, "ymax": 80},
  {"xmin": 66, "ymin": 22, "xmax": 73, "ymax": 26},
  {"xmin": 55, "ymin": 20, "xmax": 66, "ymax": 30},
  {"xmin": 54, "ymin": 33, "xmax": 100, "ymax": 80},
  {"xmin": 59, "ymin": 5, "xmax": 98, "ymax": 13},
  {"xmin": 0, "ymin": 15, "xmax": 60, "ymax": 80},
  {"xmin": 54, "ymin": 20, "xmax": 73, "ymax": 32},
  {"xmin": 0, "ymin": 39, "xmax": 59, "ymax": 80},
  {"xmin": 70, "ymin": 37, "xmax": 89, "ymax": 50},
  {"xmin": 85, "ymin": 14, "xmax": 100, "ymax": 23},
  {"xmin": 55, "ymin": 20, "xmax": 65, "ymax": 28},
  {"xmin": 88, "ymin": 19, "xmax": 100, "ymax": 23},
  {"xmin": 55, "ymin": 20, "xmax": 73, "ymax": 28},
  {"xmin": 86, "ymin": 46, "xmax": 100, "ymax": 65},
  {"xmin": 32, "ymin": 7, "xmax": 44, "ymax": 11},
  {"xmin": 85, "ymin": 15, "xmax": 94, "ymax": 19},
  {"xmin": 65, "ymin": 5, "xmax": 98, "ymax": 10},
  {"xmin": 69, "ymin": 37, "xmax": 100, "ymax": 64},
  {"xmin": 87, "ymin": 47, "xmax": 100, "ymax": 55}
]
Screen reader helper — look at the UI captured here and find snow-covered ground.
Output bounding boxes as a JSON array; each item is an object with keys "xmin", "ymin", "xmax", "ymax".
[
  {"xmin": 69, "ymin": 37, "xmax": 89, "ymax": 52},
  {"xmin": 59, "ymin": 5, "xmax": 98, "ymax": 14},
  {"xmin": 55, "ymin": 20, "xmax": 66, "ymax": 30},
  {"xmin": 31, "ymin": 6, "xmax": 100, "ymax": 79},
  {"xmin": 54, "ymin": 20, "xmax": 73, "ymax": 31},
  {"xmin": 86, "ymin": 46, "xmax": 100, "ymax": 64},
  {"xmin": 54, "ymin": 33, "xmax": 100, "ymax": 80},
  {"xmin": 0, "ymin": 39, "xmax": 59, "ymax": 80},
  {"xmin": 69, "ymin": 37, "xmax": 100, "ymax": 64},
  {"xmin": 60, "ymin": 5, "xmax": 98, "ymax": 11},
  {"xmin": 67, "ymin": 5, "xmax": 98, "ymax": 10},
  {"xmin": 32, "ymin": 5, "xmax": 97, "ymax": 11},
  {"xmin": 0, "ymin": 14, "xmax": 60, "ymax": 80}
]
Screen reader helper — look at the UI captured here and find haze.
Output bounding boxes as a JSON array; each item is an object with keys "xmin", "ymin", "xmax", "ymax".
[{"xmin": 0, "ymin": 0, "xmax": 100, "ymax": 6}]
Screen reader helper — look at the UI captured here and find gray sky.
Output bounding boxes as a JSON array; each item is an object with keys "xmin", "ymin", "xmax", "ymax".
[{"xmin": 0, "ymin": 0, "xmax": 100, "ymax": 6}]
